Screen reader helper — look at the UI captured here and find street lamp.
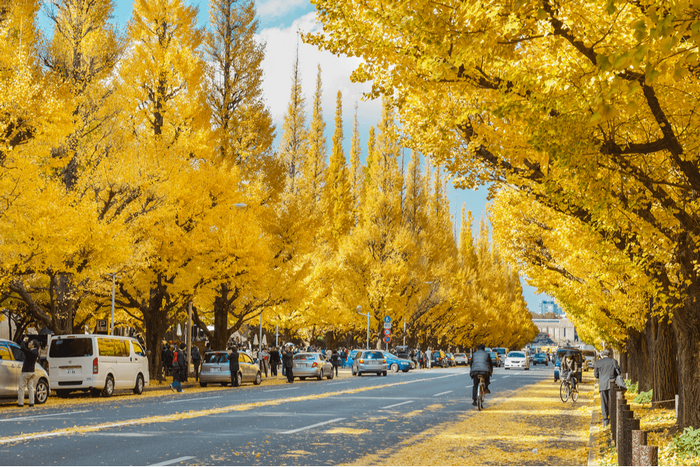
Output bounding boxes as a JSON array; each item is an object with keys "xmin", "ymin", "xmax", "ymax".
[
  {"xmin": 109, "ymin": 272, "xmax": 121, "ymax": 335},
  {"xmin": 357, "ymin": 306, "xmax": 370, "ymax": 350}
]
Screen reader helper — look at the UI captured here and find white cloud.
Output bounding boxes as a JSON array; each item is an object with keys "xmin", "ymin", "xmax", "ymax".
[
  {"xmin": 257, "ymin": 13, "xmax": 382, "ymax": 150},
  {"xmin": 257, "ymin": 0, "xmax": 312, "ymax": 20}
]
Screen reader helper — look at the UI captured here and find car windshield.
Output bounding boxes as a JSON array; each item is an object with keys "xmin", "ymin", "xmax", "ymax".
[
  {"xmin": 363, "ymin": 351, "xmax": 383, "ymax": 359},
  {"xmin": 294, "ymin": 354, "xmax": 317, "ymax": 361},
  {"xmin": 508, "ymin": 352, "xmax": 526, "ymax": 358},
  {"xmin": 205, "ymin": 353, "xmax": 228, "ymax": 364},
  {"xmin": 455, "ymin": 353, "xmax": 465, "ymax": 357},
  {"xmin": 49, "ymin": 338, "xmax": 93, "ymax": 358}
]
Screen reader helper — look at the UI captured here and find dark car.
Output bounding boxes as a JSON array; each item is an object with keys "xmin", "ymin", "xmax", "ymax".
[{"xmin": 532, "ymin": 352, "xmax": 548, "ymax": 366}]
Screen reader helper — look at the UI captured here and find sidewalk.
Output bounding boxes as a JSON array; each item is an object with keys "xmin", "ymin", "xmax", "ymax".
[{"xmin": 346, "ymin": 375, "xmax": 595, "ymax": 465}]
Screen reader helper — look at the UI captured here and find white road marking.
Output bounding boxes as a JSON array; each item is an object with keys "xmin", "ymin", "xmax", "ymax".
[
  {"xmin": 263, "ymin": 386, "xmax": 300, "ymax": 393},
  {"xmin": 164, "ymin": 396, "xmax": 221, "ymax": 404},
  {"xmin": 432, "ymin": 391, "xmax": 453, "ymax": 397},
  {"xmin": 150, "ymin": 456, "xmax": 195, "ymax": 466},
  {"xmin": 0, "ymin": 410, "xmax": 91, "ymax": 422},
  {"xmin": 465, "ymin": 385, "xmax": 473, "ymax": 389},
  {"xmin": 279, "ymin": 418, "xmax": 345, "ymax": 434},
  {"xmin": 381, "ymin": 400, "xmax": 414, "ymax": 409}
]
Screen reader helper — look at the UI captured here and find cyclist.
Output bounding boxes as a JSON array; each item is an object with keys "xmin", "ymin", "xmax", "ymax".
[
  {"xmin": 469, "ymin": 344, "xmax": 493, "ymax": 406},
  {"xmin": 561, "ymin": 352, "xmax": 578, "ymax": 390}
]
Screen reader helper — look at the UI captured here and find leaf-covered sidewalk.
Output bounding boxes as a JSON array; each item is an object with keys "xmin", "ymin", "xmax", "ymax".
[{"xmin": 347, "ymin": 377, "xmax": 593, "ymax": 466}]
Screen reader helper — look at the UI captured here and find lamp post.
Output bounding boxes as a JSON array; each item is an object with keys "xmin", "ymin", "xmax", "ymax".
[{"xmin": 357, "ymin": 306, "xmax": 370, "ymax": 350}]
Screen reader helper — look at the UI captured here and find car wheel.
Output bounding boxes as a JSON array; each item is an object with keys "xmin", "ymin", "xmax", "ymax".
[
  {"xmin": 327, "ymin": 370, "xmax": 334, "ymax": 380},
  {"xmin": 102, "ymin": 375, "xmax": 115, "ymax": 397},
  {"xmin": 200, "ymin": 382, "xmax": 208, "ymax": 387},
  {"xmin": 236, "ymin": 372, "xmax": 242, "ymax": 386},
  {"xmin": 317, "ymin": 369, "xmax": 323, "ymax": 381},
  {"xmin": 254, "ymin": 372, "xmax": 262, "ymax": 385},
  {"xmin": 351, "ymin": 367, "xmax": 356, "ymax": 376},
  {"xmin": 35, "ymin": 378, "xmax": 49, "ymax": 404},
  {"xmin": 382, "ymin": 371, "xmax": 387, "ymax": 376},
  {"xmin": 391, "ymin": 363, "xmax": 399, "ymax": 373},
  {"xmin": 133, "ymin": 374, "xmax": 145, "ymax": 395}
]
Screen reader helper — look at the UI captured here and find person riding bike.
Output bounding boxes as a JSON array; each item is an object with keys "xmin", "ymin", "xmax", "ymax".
[
  {"xmin": 561, "ymin": 352, "xmax": 578, "ymax": 390},
  {"xmin": 469, "ymin": 344, "xmax": 493, "ymax": 406}
]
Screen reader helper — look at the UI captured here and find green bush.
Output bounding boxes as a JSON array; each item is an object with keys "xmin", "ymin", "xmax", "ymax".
[
  {"xmin": 671, "ymin": 426, "xmax": 700, "ymax": 459},
  {"xmin": 626, "ymin": 379, "xmax": 639, "ymax": 394},
  {"xmin": 633, "ymin": 389, "xmax": 652, "ymax": 404}
]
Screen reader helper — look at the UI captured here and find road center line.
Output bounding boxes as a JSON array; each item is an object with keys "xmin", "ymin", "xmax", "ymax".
[
  {"xmin": 163, "ymin": 396, "xmax": 222, "ymax": 404},
  {"xmin": 381, "ymin": 400, "xmax": 413, "ymax": 409},
  {"xmin": 0, "ymin": 410, "xmax": 91, "ymax": 422},
  {"xmin": 279, "ymin": 418, "xmax": 345, "ymax": 434},
  {"xmin": 432, "ymin": 391, "xmax": 453, "ymax": 397},
  {"xmin": 150, "ymin": 456, "xmax": 195, "ymax": 466}
]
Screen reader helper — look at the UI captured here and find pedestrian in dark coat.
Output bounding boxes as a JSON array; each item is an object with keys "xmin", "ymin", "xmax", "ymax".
[
  {"xmin": 282, "ymin": 345, "xmax": 294, "ymax": 383},
  {"xmin": 162, "ymin": 345, "xmax": 173, "ymax": 377},
  {"xmin": 331, "ymin": 350, "xmax": 340, "ymax": 376},
  {"xmin": 268, "ymin": 347, "xmax": 280, "ymax": 376},
  {"xmin": 191, "ymin": 346, "xmax": 202, "ymax": 382},
  {"xmin": 594, "ymin": 349, "xmax": 621, "ymax": 427},
  {"xmin": 18, "ymin": 338, "xmax": 39, "ymax": 407},
  {"xmin": 169, "ymin": 344, "xmax": 186, "ymax": 393},
  {"xmin": 229, "ymin": 347, "xmax": 240, "ymax": 387}
]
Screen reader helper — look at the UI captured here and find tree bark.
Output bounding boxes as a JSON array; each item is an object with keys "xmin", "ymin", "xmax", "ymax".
[
  {"xmin": 626, "ymin": 328, "xmax": 651, "ymax": 392},
  {"xmin": 646, "ymin": 313, "xmax": 677, "ymax": 409},
  {"xmin": 672, "ymin": 309, "xmax": 700, "ymax": 429}
]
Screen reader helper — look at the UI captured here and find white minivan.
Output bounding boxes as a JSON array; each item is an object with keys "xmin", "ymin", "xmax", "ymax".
[{"xmin": 47, "ymin": 334, "xmax": 149, "ymax": 397}]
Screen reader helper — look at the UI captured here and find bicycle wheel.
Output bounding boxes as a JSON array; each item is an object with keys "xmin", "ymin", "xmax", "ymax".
[
  {"xmin": 477, "ymin": 382, "xmax": 484, "ymax": 411},
  {"xmin": 571, "ymin": 386, "xmax": 579, "ymax": 402},
  {"xmin": 560, "ymin": 381, "xmax": 570, "ymax": 402}
]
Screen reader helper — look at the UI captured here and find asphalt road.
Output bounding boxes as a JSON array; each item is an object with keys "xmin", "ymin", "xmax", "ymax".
[{"xmin": 0, "ymin": 364, "xmax": 559, "ymax": 465}]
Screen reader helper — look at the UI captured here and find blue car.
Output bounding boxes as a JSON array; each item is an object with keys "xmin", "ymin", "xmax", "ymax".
[
  {"xmin": 532, "ymin": 352, "xmax": 548, "ymax": 366},
  {"xmin": 381, "ymin": 351, "xmax": 412, "ymax": 372},
  {"xmin": 345, "ymin": 349, "xmax": 361, "ymax": 369}
]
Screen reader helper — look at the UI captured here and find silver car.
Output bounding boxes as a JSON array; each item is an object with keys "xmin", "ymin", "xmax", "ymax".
[
  {"xmin": 0, "ymin": 339, "xmax": 51, "ymax": 404},
  {"xmin": 292, "ymin": 352, "xmax": 334, "ymax": 380},
  {"xmin": 352, "ymin": 350, "xmax": 387, "ymax": 377},
  {"xmin": 199, "ymin": 351, "xmax": 262, "ymax": 387}
]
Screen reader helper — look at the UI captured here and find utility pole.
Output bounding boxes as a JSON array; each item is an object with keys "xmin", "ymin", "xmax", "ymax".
[
  {"xmin": 357, "ymin": 306, "xmax": 370, "ymax": 350},
  {"xmin": 109, "ymin": 273, "xmax": 121, "ymax": 335}
]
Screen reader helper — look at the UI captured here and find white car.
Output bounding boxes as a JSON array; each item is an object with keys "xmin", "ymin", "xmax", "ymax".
[
  {"xmin": 504, "ymin": 351, "xmax": 530, "ymax": 370},
  {"xmin": 453, "ymin": 353, "xmax": 469, "ymax": 365},
  {"xmin": 0, "ymin": 339, "xmax": 51, "ymax": 404}
]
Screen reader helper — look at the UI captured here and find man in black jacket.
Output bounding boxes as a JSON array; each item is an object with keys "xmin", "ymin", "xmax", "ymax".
[
  {"xmin": 169, "ymin": 344, "xmax": 186, "ymax": 393},
  {"xmin": 469, "ymin": 344, "xmax": 493, "ymax": 406},
  {"xmin": 18, "ymin": 338, "xmax": 39, "ymax": 407},
  {"xmin": 229, "ymin": 346, "xmax": 240, "ymax": 387},
  {"xmin": 594, "ymin": 349, "xmax": 621, "ymax": 427},
  {"xmin": 282, "ymin": 345, "xmax": 294, "ymax": 383}
]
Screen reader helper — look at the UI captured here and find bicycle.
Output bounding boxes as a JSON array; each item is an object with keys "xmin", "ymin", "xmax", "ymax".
[
  {"xmin": 476, "ymin": 375, "xmax": 486, "ymax": 410},
  {"xmin": 560, "ymin": 375, "xmax": 578, "ymax": 402}
]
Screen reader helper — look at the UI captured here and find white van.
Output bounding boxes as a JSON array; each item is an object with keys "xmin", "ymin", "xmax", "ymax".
[{"xmin": 47, "ymin": 334, "xmax": 149, "ymax": 397}]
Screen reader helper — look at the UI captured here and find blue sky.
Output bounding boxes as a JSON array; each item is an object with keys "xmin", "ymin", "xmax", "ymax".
[{"xmin": 53, "ymin": 0, "xmax": 553, "ymax": 313}]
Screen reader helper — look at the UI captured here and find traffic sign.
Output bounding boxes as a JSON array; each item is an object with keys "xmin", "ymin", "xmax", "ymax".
[
  {"xmin": 383, "ymin": 336, "xmax": 391, "ymax": 343},
  {"xmin": 383, "ymin": 322, "xmax": 391, "ymax": 329},
  {"xmin": 384, "ymin": 316, "xmax": 391, "ymax": 323},
  {"xmin": 383, "ymin": 329, "xmax": 391, "ymax": 336}
]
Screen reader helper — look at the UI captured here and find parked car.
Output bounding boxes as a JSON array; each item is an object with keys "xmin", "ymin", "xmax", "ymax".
[
  {"xmin": 554, "ymin": 348, "xmax": 583, "ymax": 382},
  {"xmin": 487, "ymin": 351, "xmax": 501, "ymax": 367},
  {"xmin": 345, "ymin": 349, "xmax": 361, "ymax": 368},
  {"xmin": 445, "ymin": 353, "xmax": 457, "ymax": 367},
  {"xmin": 532, "ymin": 352, "xmax": 548, "ymax": 366},
  {"xmin": 199, "ymin": 351, "xmax": 262, "ymax": 387},
  {"xmin": 352, "ymin": 350, "xmax": 387, "ymax": 376},
  {"xmin": 293, "ymin": 352, "xmax": 333, "ymax": 380},
  {"xmin": 47, "ymin": 334, "xmax": 149, "ymax": 397},
  {"xmin": 393, "ymin": 345, "xmax": 410, "ymax": 361},
  {"xmin": 453, "ymin": 353, "xmax": 469, "ymax": 366},
  {"xmin": 430, "ymin": 350, "xmax": 449, "ymax": 368},
  {"xmin": 582, "ymin": 349, "xmax": 597, "ymax": 371},
  {"xmin": 0, "ymin": 339, "xmax": 51, "ymax": 404},
  {"xmin": 504, "ymin": 351, "xmax": 530, "ymax": 370},
  {"xmin": 492, "ymin": 347, "xmax": 508, "ymax": 362},
  {"xmin": 381, "ymin": 351, "xmax": 412, "ymax": 372}
]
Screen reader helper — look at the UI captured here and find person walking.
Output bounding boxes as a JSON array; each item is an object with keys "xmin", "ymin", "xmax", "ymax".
[
  {"xmin": 594, "ymin": 349, "xmax": 622, "ymax": 427},
  {"xmin": 18, "ymin": 338, "xmax": 39, "ymax": 407},
  {"xmin": 331, "ymin": 349, "xmax": 340, "ymax": 376},
  {"xmin": 258, "ymin": 347, "xmax": 269, "ymax": 378},
  {"xmin": 269, "ymin": 346, "xmax": 280, "ymax": 377},
  {"xmin": 191, "ymin": 345, "xmax": 202, "ymax": 382},
  {"xmin": 229, "ymin": 346, "xmax": 240, "ymax": 387},
  {"xmin": 169, "ymin": 344, "xmax": 186, "ymax": 393},
  {"xmin": 162, "ymin": 344, "xmax": 173, "ymax": 378},
  {"xmin": 282, "ymin": 345, "xmax": 294, "ymax": 383},
  {"xmin": 426, "ymin": 348, "xmax": 432, "ymax": 369}
]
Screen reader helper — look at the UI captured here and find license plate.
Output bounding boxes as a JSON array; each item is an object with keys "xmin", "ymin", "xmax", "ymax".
[
  {"xmin": 61, "ymin": 368, "xmax": 81, "ymax": 376},
  {"xmin": 210, "ymin": 367, "xmax": 219, "ymax": 372}
]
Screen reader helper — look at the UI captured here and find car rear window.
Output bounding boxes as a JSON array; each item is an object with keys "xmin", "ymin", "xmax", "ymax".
[
  {"xmin": 363, "ymin": 351, "xmax": 383, "ymax": 359},
  {"xmin": 294, "ymin": 354, "xmax": 316, "ymax": 361},
  {"xmin": 205, "ymin": 353, "xmax": 229, "ymax": 363},
  {"xmin": 49, "ymin": 338, "xmax": 94, "ymax": 358}
]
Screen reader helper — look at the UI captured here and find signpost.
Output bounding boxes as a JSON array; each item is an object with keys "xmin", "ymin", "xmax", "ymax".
[
  {"xmin": 384, "ymin": 316, "xmax": 391, "ymax": 350},
  {"xmin": 383, "ymin": 336, "xmax": 391, "ymax": 344},
  {"xmin": 383, "ymin": 329, "xmax": 391, "ymax": 336}
]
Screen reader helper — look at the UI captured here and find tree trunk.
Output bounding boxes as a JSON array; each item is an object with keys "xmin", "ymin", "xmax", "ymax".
[
  {"xmin": 646, "ymin": 313, "xmax": 677, "ymax": 409},
  {"xmin": 212, "ymin": 285, "xmax": 230, "ymax": 351},
  {"xmin": 672, "ymin": 310, "xmax": 700, "ymax": 429},
  {"xmin": 626, "ymin": 328, "xmax": 651, "ymax": 392}
]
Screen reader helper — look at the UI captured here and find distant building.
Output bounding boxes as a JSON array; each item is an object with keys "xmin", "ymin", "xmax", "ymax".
[
  {"xmin": 531, "ymin": 313, "xmax": 579, "ymax": 347},
  {"xmin": 539, "ymin": 300, "xmax": 564, "ymax": 316}
]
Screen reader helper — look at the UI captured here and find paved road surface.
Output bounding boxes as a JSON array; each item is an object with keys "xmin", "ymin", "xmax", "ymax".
[{"xmin": 0, "ymin": 365, "xmax": 558, "ymax": 465}]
